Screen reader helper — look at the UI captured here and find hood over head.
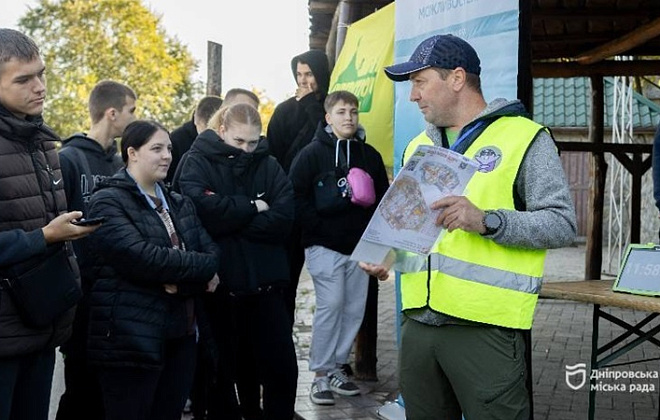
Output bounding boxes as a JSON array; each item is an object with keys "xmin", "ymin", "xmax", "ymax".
[{"xmin": 290, "ymin": 50, "xmax": 330, "ymax": 95}]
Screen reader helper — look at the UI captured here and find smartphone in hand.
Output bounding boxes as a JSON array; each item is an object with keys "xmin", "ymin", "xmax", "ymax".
[{"xmin": 71, "ymin": 216, "xmax": 106, "ymax": 226}]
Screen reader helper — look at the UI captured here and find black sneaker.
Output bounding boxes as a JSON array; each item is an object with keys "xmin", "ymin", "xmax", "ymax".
[
  {"xmin": 310, "ymin": 377, "xmax": 335, "ymax": 405},
  {"xmin": 340, "ymin": 363, "xmax": 354, "ymax": 377},
  {"xmin": 328, "ymin": 369, "xmax": 361, "ymax": 396}
]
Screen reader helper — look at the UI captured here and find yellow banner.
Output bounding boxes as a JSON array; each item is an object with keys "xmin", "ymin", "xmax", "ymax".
[{"xmin": 329, "ymin": 3, "xmax": 394, "ymax": 167}]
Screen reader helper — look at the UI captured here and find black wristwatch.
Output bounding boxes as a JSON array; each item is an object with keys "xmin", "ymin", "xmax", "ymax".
[{"xmin": 482, "ymin": 211, "xmax": 502, "ymax": 235}]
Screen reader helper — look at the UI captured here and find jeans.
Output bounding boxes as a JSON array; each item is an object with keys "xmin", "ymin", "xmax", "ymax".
[
  {"xmin": 0, "ymin": 348, "xmax": 55, "ymax": 420},
  {"xmin": 98, "ymin": 334, "xmax": 196, "ymax": 420}
]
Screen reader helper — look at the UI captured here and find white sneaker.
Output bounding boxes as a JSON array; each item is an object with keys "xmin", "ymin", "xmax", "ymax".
[
  {"xmin": 310, "ymin": 377, "xmax": 335, "ymax": 405},
  {"xmin": 328, "ymin": 369, "xmax": 361, "ymax": 396}
]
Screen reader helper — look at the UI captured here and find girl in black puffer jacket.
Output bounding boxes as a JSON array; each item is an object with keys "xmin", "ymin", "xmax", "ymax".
[
  {"xmin": 175, "ymin": 103, "xmax": 298, "ymax": 420},
  {"xmin": 86, "ymin": 120, "xmax": 220, "ymax": 420}
]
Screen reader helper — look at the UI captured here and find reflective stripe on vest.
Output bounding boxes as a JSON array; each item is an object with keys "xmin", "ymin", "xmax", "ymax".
[
  {"xmin": 396, "ymin": 252, "xmax": 542, "ymax": 293},
  {"xmin": 400, "ymin": 116, "xmax": 547, "ymax": 329}
]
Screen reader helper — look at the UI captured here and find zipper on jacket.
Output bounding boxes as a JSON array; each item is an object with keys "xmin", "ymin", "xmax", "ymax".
[{"xmin": 28, "ymin": 142, "xmax": 53, "ymax": 216}]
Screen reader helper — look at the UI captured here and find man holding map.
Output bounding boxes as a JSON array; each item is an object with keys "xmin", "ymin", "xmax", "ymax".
[{"xmin": 361, "ymin": 34, "xmax": 577, "ymax": 419}]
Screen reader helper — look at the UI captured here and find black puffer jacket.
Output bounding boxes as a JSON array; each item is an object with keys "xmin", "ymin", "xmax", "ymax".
[
  {"xmin": 0, "ymin": 104, "xmax": 75, "ymax": 357},
  {"xmin": 86, "ymin": 168, "xmax": 219, "ymax": 369},
  {"xmin": 175, "ymin": 129, "xmax": 294, "ymax": 295},
  {"xmin": 166, "ymin": 118, "xmax": 197, "ymax": 184},
  {"xmin": 58, "ymin": 135, "xmax": 123, "ymax": 358},
  {"xmin": 289, "ymin": 122, "xmax": 390, "ymax": 255}
]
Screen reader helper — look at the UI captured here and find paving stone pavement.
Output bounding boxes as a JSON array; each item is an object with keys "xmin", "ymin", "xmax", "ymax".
[
  {"xmin": 292, "ymin": 242, "xmax": 660, "ymax": 420},
  {"xmin": 48, "ymin": 242, "xmax": 660, "ymax": 419}
]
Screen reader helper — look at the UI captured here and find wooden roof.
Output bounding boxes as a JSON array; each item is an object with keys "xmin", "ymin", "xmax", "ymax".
[{"xmin": 308, "ymin": 0, "xmax": 660, "ymax": 77}]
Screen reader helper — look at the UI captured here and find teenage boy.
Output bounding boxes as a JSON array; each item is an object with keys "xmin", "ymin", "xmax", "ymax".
[
  {"xmin": 166, "ymin": 95, "xmax": 222, "ymax": 184},
  {"xmin": 167, "ymin": 89, "xmax": 259, "ymax": 185},
  {"xmin": 288, "ymin": 90, "xmax": 390, "ymax": 405},
  {"xmin": 56, "ymin": 80, "xmax": 137, "ymax": 419},
  {"xmin": 0, "ymin": 27, "xmax": 98, "ymax": 420},
  {"xmin": 268, "ymin": 50, "xmax": 331, "ymax": 324}
]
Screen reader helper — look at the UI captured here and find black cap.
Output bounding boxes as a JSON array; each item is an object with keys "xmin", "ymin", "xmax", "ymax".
[{"xmin": 384, "ymin": 34, "xmax": 481, "ymax": 81}]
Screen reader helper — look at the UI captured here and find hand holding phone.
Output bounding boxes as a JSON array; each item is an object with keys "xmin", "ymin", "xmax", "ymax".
[{"xmin": 71, "ymin": 216, "xmax": 106, "ymax": 226}]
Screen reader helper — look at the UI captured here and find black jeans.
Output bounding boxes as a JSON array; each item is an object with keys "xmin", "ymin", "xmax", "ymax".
[
  {"xmin": 98, "ymin": 334, "xmax": 196, "ymax": 420},
  {"xmin": 0, "ymin": 348, "xmax": 55, "ymax": 420},
  {"xmin": 207, "ymin": 291, "xmax": 298, "ymax": 420},
  {"xmin": 189, "ymin": 341, "xmax": 213, "ymax": 420},
  {"xmin": 55, "ymin": 351, "xmax": 104, "ymax": 420},
  {"xmin": 284, "ymin": 225, "xmax": 305, "ymax": 326}
]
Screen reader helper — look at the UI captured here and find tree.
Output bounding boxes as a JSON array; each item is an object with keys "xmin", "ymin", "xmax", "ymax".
[
  {"xmin": 253, "ymin": 87, "xmax": 276, "ymax": 135},
  {"xmin": 20, "ymin": 0, "xmax": 202, "ymax": 137}
]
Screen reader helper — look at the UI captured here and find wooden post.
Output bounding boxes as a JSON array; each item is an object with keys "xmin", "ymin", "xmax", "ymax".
[
  {"xmin": 630, "ymin": 153, "xmax": 644, "ymax": 243},
  {"xmin": 335, "ymin": 0, "xmax": 354, "ymax": 61},
  {"xmin": 517, "ymin": 0, "xmax": 533, "ymax": 113},
  {"xmin": 326, "ymin": 5, "xmax": 339, "ymax": 68},
  {"xmin": 207, "ymin": 41, "xmax": 222, "ymax": 96},
  {"xmin": 608, "ymin": 150, "xmax": 653, "ymax": 244},
  {"xmin": 355, "ymin": 276, "xmax": 378, "ymax": 381},
  {"xmin": 517, "ymin": 4, "xmax": 534, "ymax": 418},
  {"xmin": 352, "ymin": 1, "xmax": 376, "ymax": 378},
  {"xmin": 585, "ymin": 76, "xmax": 606, "ymax": 280}
]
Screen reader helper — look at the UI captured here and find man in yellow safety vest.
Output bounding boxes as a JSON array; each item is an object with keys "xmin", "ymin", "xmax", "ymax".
[{"xmin": 361, "ymin": 34, "xmax": 577, "ymax": 420}]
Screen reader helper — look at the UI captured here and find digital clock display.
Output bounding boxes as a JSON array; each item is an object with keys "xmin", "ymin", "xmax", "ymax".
[{"xmin": 615, "ymin": 247, "xmax": 660, "ymax": 296}]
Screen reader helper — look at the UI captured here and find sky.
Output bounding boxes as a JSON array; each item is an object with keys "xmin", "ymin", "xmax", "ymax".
[{"xmin": 0, "ymin": 0, "xmax": 312, "ymax": 103}]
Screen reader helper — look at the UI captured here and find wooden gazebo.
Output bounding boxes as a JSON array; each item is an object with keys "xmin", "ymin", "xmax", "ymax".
[
  {"xmin": 309, "ymin": 0, "xmax": 660, "ymax": 278},
  {"xmin": 307, "ymin": 0, "xmax": 660, "ymax": 379}
]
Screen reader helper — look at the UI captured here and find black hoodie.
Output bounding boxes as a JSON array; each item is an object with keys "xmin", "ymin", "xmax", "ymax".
[
  {"xmin": 59, "ymin": 134, "xmax": 122, "ymax": 215},
  {"xmin": 267, "ymin": 50, "xmax": 330, "ymax": 173},
  {"xmin": 175, "ymin": 129, "xmax": 294, "ymax": 294},
  {"xmin": 166, "ymin": 117, "xmax": 197, "ymax": 184},
  {"xmin": 58, "ymin": 135, "xmax": 123, "ymax": 356},
  {"xmin": 289, "ymin": 122, "xmax": 390, "ymax": 255},
  {"xmin": 59, "ymin": 135, "xmax": 122, "ymax": 273}
]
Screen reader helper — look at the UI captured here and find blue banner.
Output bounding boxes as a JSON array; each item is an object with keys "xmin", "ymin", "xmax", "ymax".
[{"xmin": 392, "ymin": 0, "xmax": 519, "ymax": 173}]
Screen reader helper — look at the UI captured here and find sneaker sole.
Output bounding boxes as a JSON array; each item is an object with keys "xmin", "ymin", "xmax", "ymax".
[
  {"xmin": 330, "ymin": 386, "xmax": 361, "ymax": 396},
  {"xmin": 310, "ymin": 394, "xmax": 335, "ymax": 405}
]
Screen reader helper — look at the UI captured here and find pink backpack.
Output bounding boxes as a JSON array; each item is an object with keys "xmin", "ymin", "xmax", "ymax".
[{"xmin": 337, "ymin": 140, "xmax": 376, "ymax": 208}]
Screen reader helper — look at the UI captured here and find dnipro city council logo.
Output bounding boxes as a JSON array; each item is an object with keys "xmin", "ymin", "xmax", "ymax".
[
  {"xmin": 474, "ymin": 146, "xmax": 502, "ymax": 173},
  {"xmin": 565, "ymin": 363, "xmax": 587, "ymax": 390}
]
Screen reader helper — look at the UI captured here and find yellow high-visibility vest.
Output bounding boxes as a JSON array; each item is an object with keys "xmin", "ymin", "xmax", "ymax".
[{"xmin": 400, "ymin": 116, "xmax": 547, "ymax": 329}]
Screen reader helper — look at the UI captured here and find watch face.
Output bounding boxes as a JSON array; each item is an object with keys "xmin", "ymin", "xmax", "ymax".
[{"xmin": 485, "ymin": 212, "xmax": 501, "ymax": 230}]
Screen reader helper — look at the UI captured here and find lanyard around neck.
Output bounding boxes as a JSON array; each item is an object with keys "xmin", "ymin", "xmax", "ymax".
[{"xmin": 449, "ymin": 121, "xmax": 484, "ymax": 152}]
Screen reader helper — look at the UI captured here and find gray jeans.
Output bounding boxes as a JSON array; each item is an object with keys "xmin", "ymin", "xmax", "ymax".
[{"xmin": 305, "ymin": 245, "xmax": 369, "ymax": 373}]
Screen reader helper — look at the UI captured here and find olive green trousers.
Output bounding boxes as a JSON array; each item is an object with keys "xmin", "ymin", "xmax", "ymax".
[{"xmin": 400, "ymin": 317, "xmax": 530, "ymax": 420}]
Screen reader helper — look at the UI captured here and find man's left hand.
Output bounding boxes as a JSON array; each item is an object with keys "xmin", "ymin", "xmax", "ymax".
[{"xmin": 431, "ymin": 195, "xmax": 486, "ymax": 234}]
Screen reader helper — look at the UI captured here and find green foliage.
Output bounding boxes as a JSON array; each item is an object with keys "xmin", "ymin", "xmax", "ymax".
[{"xmin": 19, "ymin": 0, "xmax": 202, "ymax": 137}]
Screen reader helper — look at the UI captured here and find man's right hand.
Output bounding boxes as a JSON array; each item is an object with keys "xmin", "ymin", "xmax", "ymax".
[
  {"xmin": 42, "ymin": 211, "xmax": 100, "ymax": 244},
  {"xmin": 295, "ymin": 85, "xmax": 314, "ymax": 101},
  {"xmin": 359, "ymin": 262, "xmax": 391, "ymax": 281}
]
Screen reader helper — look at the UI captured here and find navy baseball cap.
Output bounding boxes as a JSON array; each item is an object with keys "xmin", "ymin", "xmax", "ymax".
[{"xmin": 384, "ymin": 34, "xmax": 481, "ymax": 81}]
